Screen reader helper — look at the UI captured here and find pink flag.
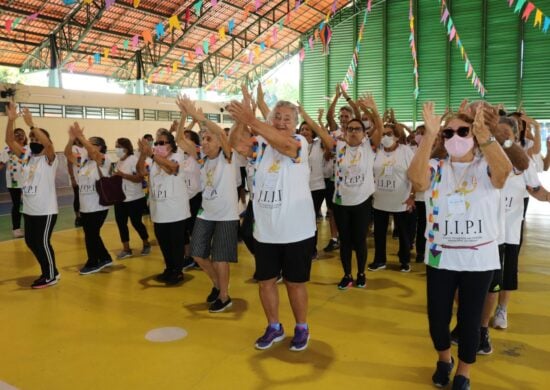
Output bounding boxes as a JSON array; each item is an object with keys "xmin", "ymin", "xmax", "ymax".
[
  {"xmin": 522, "ymin": 2, "xmax": 536, "ymax": 21},
  {"xmin": 272, "ymin": 27, "xmax": 278, "ymax": 42},
  {"xmin": 308, "ymin": 36, "xmax": 314, "ymax": 50},
  {"xmin": 331, "ymin": 0, "xmax": 337, "ymax": 14},
  {"xmin": 111, "ymin": 45, "xmax": 118, "ymax": 55},
  {"xmin": 299, "ymin": 48, "xmax": 305, "ymax": 62},
  {"xmin": 255, "ymin": 0, "xmax": 261, "ymax": 12},
  {"xmin": 67, "ymin": 63, "xmax": 76, "ymax": 73},
  {"xmin": 248, "ymin": 51, "xmax": 254, "ymax": 64},
  {"xmin": 449, "ymin": 26, "xmax": 456, "ymax": 41},
  {"xmin": 441, "ymin": 9, "xmax": 450, "ymax": 24},
  {"xmin": 132, "ymin": 35, "xmax": 139, "ymax": 49},
  {"xmin": 368, "ymin": 0, "xmax": 372, "ymax": 12},
  {"xmin": 211, "ymin": 0, "xmax": 218, "ymax": 6},
  {"xmin": 105, "ymin": 0, "xmax": 115, "ymax": 10},
  {"xmin": 6, "ymin": 19, "xmax": 13, "ymax": 33},
  {"xmin": 509, "ymin": 0, "xmax": 515, "ymax": 7},
  {"xmin": 27, "ymin": 13, "xmax": 39, "ymax": 21}
]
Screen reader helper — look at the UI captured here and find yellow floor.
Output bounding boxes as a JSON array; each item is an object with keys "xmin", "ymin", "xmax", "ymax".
[{"xmin": 1, "ymin": 202, "xmax": 549, "ymax": 390}]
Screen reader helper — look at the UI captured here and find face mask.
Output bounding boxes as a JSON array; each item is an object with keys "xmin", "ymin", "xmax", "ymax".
[
  {"xmin": 362, "ymin": 120, "xmax": 371, "ymax": 130},
  {"xmin": 115, "ymin": 148, "xmax": 126, "ymax": 158},
  {"xmin": 153, "ymin": 144, "xmax": 170, "ymax": 158},
  {"xmin": 414, "ymin": 134, "xmax": 423, "ymax": 145},
  {"xmin": 29, "ymin": 142, "xmax": 44, "ymax": 155},
  {"xmin": 381, "ymin": 135, "xmax": 395, "ymax": 148},
  {"xmin": 444, "ymin": 135, "xmax": 474, "ymax": 158}
]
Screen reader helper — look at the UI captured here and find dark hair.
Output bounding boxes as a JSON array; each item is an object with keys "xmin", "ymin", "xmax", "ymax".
[
  {"xmin": 30, "ymin": 128, "xmax": 51, "ymax": 142},
  {"xmin": 157, "ymin": 129, "xmax": 177, "ymax": 153},
  {"xmin": 14, "ymin": 128, "xmax": 28, "ymax": 145},
  {"xmin": 89, "ymin": 136, "xmax": 107, "ymax": 154},
  {"xmin": 298, "ymin": 121, "xmax": 310, "ymax": 131},
  {"xmin": 347, "ymin": 118, "xmax": 366, "ymax": 131},
  {"xmin": 143, "ymin": 134, "xmax": 153, "ymax": 141},
  {"xmin": 116, "ymin": 138, "xmax": 134, "ymax": 155},
  {"xmin": 184, "ymin": 130, "xmax": 201, "ymax": 146}
]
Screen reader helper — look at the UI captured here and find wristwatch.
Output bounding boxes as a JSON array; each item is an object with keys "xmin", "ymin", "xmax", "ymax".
[
  {"xmin": 501, "ymin": 139, "xmax": 513, "ymax": 149},
  {"xmin": 479, "ymin": 136, "xmax": 496, "ymax": 148}
]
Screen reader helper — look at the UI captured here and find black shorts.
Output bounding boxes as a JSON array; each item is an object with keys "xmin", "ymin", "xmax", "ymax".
[
  {"xmin": 324, "ymin": 179, "xmax": 335, "ymax": 210},
  {"xmin": 184, "ymin": 192, "xmax": 202, "ymax": 245},
  {"xmin": 254, "ymin": 236, "xmax": 315, "ymax": 283},
  {"xmin": 490, "ymin": 243, "xmax": 520, "ymax": 292}
]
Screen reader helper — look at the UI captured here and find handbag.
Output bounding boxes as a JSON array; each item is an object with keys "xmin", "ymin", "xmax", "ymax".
[{"xmin": 95, "ymin": 163, "xmax": 126, "ymax": 206}]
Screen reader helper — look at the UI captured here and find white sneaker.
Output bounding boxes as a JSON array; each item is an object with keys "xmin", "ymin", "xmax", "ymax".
[
  {"xmin": 12, "ymin": 229, "xmax": 24, "ymax": 238},
  {"xmin": 492, "ymin": 305, "xmax": 508, "ymax": 329}
]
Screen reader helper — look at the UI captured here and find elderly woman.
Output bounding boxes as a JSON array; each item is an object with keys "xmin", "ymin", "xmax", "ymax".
[
  {"xmin": 228, "ymin": 99, "xmax": 315, "ymax": 352},
  {"xmin": 408, "ymin": 103, "xmax": 511, "ymax": 390},
  {"xmin": 5, "ymin": 103, "xmax": 59, "ymax": 288},
  {"xmin": 1, "ymin": 123, "xmax": 28, "ymax": 239}
]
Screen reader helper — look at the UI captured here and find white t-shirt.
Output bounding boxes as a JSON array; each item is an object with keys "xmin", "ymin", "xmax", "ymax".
[
  {"xmin": 181, "ymin": 153, "xmax": 201, "ymax": 199},
  {"xmin": 308, "ymin": 138, "xmax": 326, "ymax": 191},
  {"xmin": 246, "ymin": 161, "xmax": 255, "ymax": 198},
  {"xmin": 148, "ymin": 151, "xmax": 191, "ymax": 223},
  {"xmin": 373, "ymin": 144, "xmax": 414, "ymax": 212},
  {"xmin": 77, "ymin": 156, "xmax": 111, "ymax": 213},
  {"xmin": 424, "ymin": 157, "xmax": 501, "ymax": 271},
  {"xmin": 71, "ymin": 145, "xmax": 87, "ymax": 178},
  {"xmin": 322, "ymin": 129, "xmax": 343, "ymax": 180},
  {"xmin": 252, "ymin": 135, "xmax": 316, "ymax": 243},
  {"xmin": 198, "ymin": 151, "xmax": 239, "ymax": 221},
  {"xmin": 333, "ymin": 138, "xmax": 376, "ymax": 206},
  {"xmin": 502, "ymin": 161, "xmax": 541, "ymax": 245},
  {"xmin": 415, "ymin": 191, "xmax": 426, "ymax": 202},
  {"xmin": 21, "ymin": 155, "xmax": 59, "ymax": 216},
  {"xmin": 0, "ymin": 146, "xmax": 30, "ymax": 189},
  {"xmin": 116, "ymin": 155, "xmax": 145, "ymax": 203}
]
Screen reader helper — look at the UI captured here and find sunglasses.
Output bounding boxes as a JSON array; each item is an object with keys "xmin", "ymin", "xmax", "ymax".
[
  {"xmin": 154, "ymin": 141, "xmax": 167, "ymax": 146},
  {"xmin": 442, "ymin": 127, "xmax": 470, "ymax": 139},
  {"xmin": 347, "ymin": 126, "xmax": 364, "ymax": 133}
]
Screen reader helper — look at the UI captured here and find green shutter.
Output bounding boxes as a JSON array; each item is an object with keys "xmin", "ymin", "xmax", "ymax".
[
  {"xmin": 301, "ymin": 38, "xmax": 328, "ymax": 118},
  {"xmin": 448, "ymin": 0, "xmax": 484, "ymax": 109},
  {"xmin": 484, "ymin": 0, "xmax": 520, "ymax": 110},
  {"xmin": 521, "ymin": 0, "xmax": 550, "ymax": 117},
  {"xmin": 386, "ymin": 0, "xmax": 414, "ymax": 121},
  {"xmin": 416, "ymin": 0, "xmax": 448, "ymax": 118},
  {"xmin": 357, "ymin": 4, "xmax": 384, "ymax": 112}
]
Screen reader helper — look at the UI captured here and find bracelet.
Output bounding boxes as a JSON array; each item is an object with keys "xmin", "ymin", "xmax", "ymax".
[{"xmin": 479, "ymin": 136, "xmax": 496, "ymax": 148}]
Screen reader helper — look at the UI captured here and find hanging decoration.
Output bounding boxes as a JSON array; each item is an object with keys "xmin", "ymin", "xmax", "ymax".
[
  {"xmin": 409, "ymin": 0, "xmax": 419, "ymax": 99},
  {"xmin": 507, "ymin": 0, "xmax": 550, "ymax": 33},
  {"xmin": 439, "ymin": 0, "xmax": 486, "ymax": 96},
  {"xmin": 320, "ymin": 23, "xmax": 332, "ymax": 54},
  {"xmin": 340, "ymin": 7, "xmax": 369, "ymax": 92}
]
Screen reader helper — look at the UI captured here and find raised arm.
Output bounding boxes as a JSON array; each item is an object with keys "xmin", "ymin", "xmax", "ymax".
[
  {"xmin": 71, "ymin": 122, "xmax": 104, "ymax": 165},
  {"xmin": 64, "ymin": 130, "xmax": 79, "ymax": 166},
  {"xmin": 136, "ymin": 138, "xmax": 149, "ymax": 177},
  {"xmin": 326, "ymin": 84, "xmax": 341, "ymax": 132},
  {"xmin": 341, "ymin": 88, "xmax": 361, "ymax": 119},
  {"xmin": 5, "ymin": 103, "xmax": 25, "ymax": 157},
  {"xmin": 174, "ymin": 107, "xmax": 198, "ymax": 159},
  {"xmin": 544, "ymin": 137, "xmax": 550, "ymax": 171},
  {"xmin": 408, "ymin": 102, "xmax": 441, "ymax": 192},
  {"xmin": 358, "ymin": 94, "xmax": 382, "ymax": 147},
  {"xmin": 256, "ymin": 83, "xmax": 270, "ymax": 120},
  {"xmin": 229, "ymin": 122, "xmax": 254, "ymax": 158},
  {"xmin": 22, "ymin": 107, "xmax": 55, "ymax": 163},
  {"xmin": 297, "ymin": 103, "xmax": 335, "ymax": 152}
]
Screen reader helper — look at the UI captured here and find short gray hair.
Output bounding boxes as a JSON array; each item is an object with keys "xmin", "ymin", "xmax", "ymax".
[{"xmin": 268, "ymin": 100, "xmax": 299, "ymax": 126}]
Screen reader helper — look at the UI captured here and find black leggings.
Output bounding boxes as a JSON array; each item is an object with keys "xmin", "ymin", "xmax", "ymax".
[
  {"xmin": 415, "ymin": 201, "xmax": 427, "ymax": 260},
  {"xmin": 519, "ymin": 197, "xmax": 529, "ymax": 249},
  {"xmin": 427, "ymin": 266, "xmax": 493, "ymax": 364},
  {"xmin": 81, "ymin": 210, "xmax": 111, "ymax": 266},
  {"xmin": 333, "ymin": 198, "xmax": 372, "ymax": 275},
  {"xmin": 373, "ymin": 208, "xmax": 411, "ymax": 265},
  {"xmin": 240, "ymin": 200, "xmax": 256, "ymax": 255},
  {"xmin": 24, "ymin": 214, "xmax": 57, "ymax": 279},
  {"xmin": 114, "ymin": 197, "xmax": 149, "ymax": 244},
  {"xmin": 154, "ymin": 219, "xmax": 187, "ymax": 272},
  {"xmin": 311, "ymin": 189, "xmax": 325, "ymax": 250},
  {"xmin": 72, "ymin": 185, "xmax": 80, "ymax": 215},
  {"xmin": 8, "ymin": 188, "xmax": 22, "ymax": 230}
]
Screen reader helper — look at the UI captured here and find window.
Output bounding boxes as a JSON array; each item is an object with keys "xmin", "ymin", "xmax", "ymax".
[
  {"xmin": 121, "ymin": 108, "xmax": 138, "ymax": 120},
  {"xmin": 157, "ymin": 110, "xmax": 171, "ymax": 121},
  {"xmin": 85, "ymin": 107, "xmax": 103, "ymax": 119},
  {"xmin": 206, "ymin": 113, "xmax": 221, "ymax": 122},
  {"xmin": 104, "ymin": 108, "xmax": 121, "ymax": 120},
  {"xmin": 42, "ymin": 104, "xmax": 63, "ymax": 118},
  {"xmin": 18, "ymin": 103, "xmax": 41, "ymax": 116},
  {"xmin": 65, "ymin": 105, "xmax": 84, "ymax": 119},
  {"xmin": 170, "ymin": 111, "xmax": 181, "ymax": 120},
  {"xmin": 143, "ymin": 109, "xmax": 157, "ymax": 121},
  {"xmin": 222, "ymin": 114, "xmax": 234, "ymax": 123}
]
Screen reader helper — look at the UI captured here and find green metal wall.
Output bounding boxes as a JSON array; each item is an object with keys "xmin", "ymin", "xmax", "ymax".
[{"xmin": 300, "ymin": 0, "xmax": 550, "ymax": 121}]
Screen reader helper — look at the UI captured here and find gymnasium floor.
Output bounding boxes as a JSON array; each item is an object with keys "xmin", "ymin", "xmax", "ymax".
[{"xmin": 0, "ymin": 198, "xmax": 549, "ymax": 389}]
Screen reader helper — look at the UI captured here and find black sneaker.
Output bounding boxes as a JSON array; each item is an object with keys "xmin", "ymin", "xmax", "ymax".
[
  {"xmin": 209, "ymin": 297, "xmax": 233, "ymax": 313},
  {"xmin": 477, "ymin": 327, "xmax": 493, "ymax": 355},
  {"xmin": 432, "ymin": 357, "xmax": 454, "ymax": 388},
  {"xmin": 79, "ymin": 263, "xmax": 102, "ymax": 275},
  {"xmin": 452, "ymin": 375, "xmax": 470, "ymax": 390},
  {"xmin": 165, "ymin": 271, "xmax": 184, "ymax": 285},
  {"xmin": 337, "ymin": 275, "xmax": 353, "ymax": 290},
  {"xmin": 323, "ymin": 238, "xmax": 339, "ymax": 252},
  {"xmin": 400, "ymin": 263, "xmax": 411, "ymax": 273},
  {"xmin": 182, "ymin": 256, "xmax": 195, "ymax": 271},
  {"xmin": 155, "ymin": 269, "xmax": 170, "ymax": 282},
  {"xmin": 415, "ymin": 254, "xmax": 425, "ymax": 263},
  {"xmin": 31, "ymin": 276, "xmax": 58, "ymax": 289},
  {"xmin": 206, "ymin": 287, "xmax": 220, "ymax": 304},
  {"xmin": 367, "ymin": 262, "xmax": 386, "ymax": 271},
  {"xmin": 98, "ymin": 259, "xmax": 113, "ymax": 270},
  {"xmin": 450, "ymin": 325, "xmax": 459, "ymax": 345},
  {"xmin": 356, "ymin": 273, "xmax": 367, "ymax": 288}
]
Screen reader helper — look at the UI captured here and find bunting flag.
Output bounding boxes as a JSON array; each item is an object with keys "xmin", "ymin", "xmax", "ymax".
[
  {"xmin": 27, "ymin": 12, "xmax": 39, "ymax": 21},
  {"xmin": 142, "ymin": 30, "xmax": 153, "ymax": 44},
  {"xmin": 209, "ymin": 33, "xmax": 217, "ymax": 46},
  {"xmin": 440, "ymin": 1, "xmax": 485, "ymax": 96},
  {"xmin": 155, "ymin": 23, "xmax": 164, "ymax": 39},
  {"xmin": 131, "ymin": 34, "xmax": 139, "ymax": 49},
  {"xmin": 133, "ymin": 0, "xmax": 140, "ymax": 8},
  {"xmin": 299, "ymin": 47, "xmax": 306, "ymax": 62},
  {"xmin": 123, "ymin": 39, "xmax": 129, "ymax": 50},
  {"xmin": 168, "ymin": 15, "xmax": 181, "ymax": 32},
  {"xmin": 94, "ymin": 53, "xmax": 101, "ymax": 64},
  {"xmin": 181, "ymin": 55, "xmax": 186, "ymax": 65},
  {"xmin": 88, "ymin": 56, "xmax": 93, "ymax": 68},
  {"xmin": 218, "ymin": 26, "xmax": 226, "ymax": 40},
  {"xmin": 211, "ymin": 0, "xmax": 218, "ymax": 7},
  {"xmin": 6, "ymin": 19, "xmax": 13, "ymax": 33},
  {"xmin": 203, "ymin": 40, "xmax": 209, "ymax": 54},
  {"xmin": 83, "ymin": 0, "xmax": 93, "ymax": 4},
  {"xmin": 67, "ymin": 62, "xmax": 76, "ymax": 73},
  {"xmin": 172, "ymin": 61, "xmax": 178, "ymax": 73},
  {"xmin": 193, "ymin": 0, "xmax": 203, "ymax": 16},
  {"xmin": 103, "ymin": 48, "xmax": 110, "ymax": 59},
  {"xmin": 255, "ymin": 0, "xmax": 262, "ymax": 12},
  {"xmin": 105, "ymin": 0, "xmax": 115, "ymax": 9},
  {"xmin": 409, "ymin": 0, "xmax": 419, "ymax": 99},
  {"xmin": 63, "ymin": 0, "xmax": 77, "ymax": 5},
  {"xmin": 228, "ymin": 19, "xmax": 235, "ymax": 35},
  {"xmin": 111, "ymin": 45, "xmax": 118, "ymax": 56},
  {"xmin": 508, "ymin": 0, "xmax": 550, "ymax": 34},
  {"xmin": 340, "ymin": 7, "xmax": 369, "ymax": 93}
]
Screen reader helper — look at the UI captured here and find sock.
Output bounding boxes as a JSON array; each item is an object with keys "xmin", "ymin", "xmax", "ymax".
[
  {"xmin": 296, "ymin": 323, "xmax": 308, "ymax": 330},
  {"xmin": 269, "ymin": 323, "xmax": 281, "ymax": 331}
]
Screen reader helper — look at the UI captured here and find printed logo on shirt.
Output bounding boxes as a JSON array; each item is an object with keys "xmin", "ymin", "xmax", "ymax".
[
  {"xmin": 151, "ymin": 183, "xmax": 168, "ymax": 201},
  {"xmin": 80, "ymin": 183, "xmax": 97, "ymax": 194},
  {"xmin": 376, "ymin": 177, "xmax": 396, "ymax": 192},
  {"xmin": 22, "ymin": 185, "xmax": 38, "ymax": 196},
  {"xmin": 442, "ymin": 219, "xmax": 484, "ymax": 243}
]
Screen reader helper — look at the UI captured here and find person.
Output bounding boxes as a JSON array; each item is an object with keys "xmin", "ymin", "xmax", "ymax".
[
  {"xmin": 413, "ymin": 125, "xmax": 427, "ymax": 263},
  {"xmin": 178, "ymin": 96, "xmax": 240, "ymax": 313},
  {"xmin": 408, "ymin": 102, "xmax": 512, "ymax": 390},
  {"xmin": 228, "ymin": 98, "xmax": 315, "ymax": 352},
  {"xmin": 368, "ymin": 122, "xmax": 415, "ymax": 273},
  {"xmin": 137, "ymin": 129, "xmax": 190, "ymax": 285},
  {"xmin": 113, "ymin": 138, "xmax": 151, "ymax": 259},
  {"xmin": 0, "ymin": 124, "xmax": 28, "ymax": 238},
  {"xmin": 64, "ymin": 123, "xmax": 113, "ymax": 275},
  {"xmin": 67, "ymin": 138, "xmax": 84, "ymax": 227},
  {"xmin": 5, "ymin": 103, "xmax": 59, "ymax": 288}
]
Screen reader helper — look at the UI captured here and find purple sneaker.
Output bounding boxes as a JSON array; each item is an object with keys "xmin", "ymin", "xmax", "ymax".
[
  {"xmin": 255, "ymin": 324, "xmax": 285, "ymax": 350},
  {"xmin": 290, "ymin": 326, "xmax": 310, "ymax": 352}
]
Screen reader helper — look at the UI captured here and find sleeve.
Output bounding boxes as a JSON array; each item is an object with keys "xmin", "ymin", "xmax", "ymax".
[
  {"xmin": 523, "ymin": 160, "xmax": 541, "ymax": 188},
  {"xmin": 0, "ymin": 149, "xmax": 8, "ymax": 163}
]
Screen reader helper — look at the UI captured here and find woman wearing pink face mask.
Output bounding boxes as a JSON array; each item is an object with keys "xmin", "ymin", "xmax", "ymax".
[
  {"xmin": 408, "ymin": 103, "xmax": 511, "ymax": 390},
  {"xmin": 137, "ymin": 129, "xmax": 190, "ymax": 285}
]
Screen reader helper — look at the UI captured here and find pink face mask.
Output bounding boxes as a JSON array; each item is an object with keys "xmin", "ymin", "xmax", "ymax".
[
  {"xmin": 444, "ymin": 135, "xmax": 474, "ymax": 158},
  {"xmin": 414, "ymin": 134, "xmax": 423, "ymax": 145},
  {"xmin": 153, "ymin": 144, "xmax": 170, "ymax": 158}
]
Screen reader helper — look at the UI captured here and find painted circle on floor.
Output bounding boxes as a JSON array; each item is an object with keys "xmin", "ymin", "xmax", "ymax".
[{"xmin": 145, "ymin": 327, "xmax": 188, "ymax": 342}]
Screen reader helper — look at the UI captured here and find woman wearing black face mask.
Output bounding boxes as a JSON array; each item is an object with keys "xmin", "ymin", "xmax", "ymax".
[
  {"xmin": 5, "ymin": 103, "xmax": 59, "ymax": 288},
  {"xmin": 0, "ymin": 124, "xmax": 28, "ymax": 239}
]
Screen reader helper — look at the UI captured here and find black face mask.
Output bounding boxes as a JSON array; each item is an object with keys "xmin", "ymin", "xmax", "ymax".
[{"xmin": 29, "ymin": 142, "xmax": 44, "ymax": 155}]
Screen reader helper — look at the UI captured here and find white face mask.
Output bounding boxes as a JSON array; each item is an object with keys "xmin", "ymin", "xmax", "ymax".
[
  {"xmin": 362, "ymin": 120, "xmax": 371, "ymax": 130},
  {"xmin": 115, "ymin": 147, "xmax": 126, "ymax": 158},
  {"xmin": 381, "ymin": 135, "xmax": 395, "ymax": 148}
]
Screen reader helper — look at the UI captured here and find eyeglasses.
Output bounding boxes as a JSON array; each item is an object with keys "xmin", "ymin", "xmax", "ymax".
[
  {"xmin": 154, "ymin": 141, "xmax": 167, "ymax": 146},
  {"xmin": 442, "ymin": 127, "xmax": 470, "ymax": 139},
  {"xmin": 347, "ymin": 127, "xmax": 364, "ymax": 133}
]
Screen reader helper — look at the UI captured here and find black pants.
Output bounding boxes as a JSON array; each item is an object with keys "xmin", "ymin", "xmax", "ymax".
[
  {"xmin": 373, "ymin": 208, "xmax": 411, "ymax": 264},
  {"xmin": 184, "ymin": 192, "xmax": 202, "ymax": 245},
  {"xmin": 333, "ymin": 198, "xmax": 372, "ymax": 275},
  {"xmin": 24, "ymin": 214, "xmax": 57, "ymax": 279},
  {"xmin": 240, "ymin": 200, "xmax": 256, "ymax": 255},
  {"xmin": 154, "ymin": 219, "xmax": 187, "ymax": 272},
  {"xmin": 8, "ymin": 188, "xmax": 22, "ymax": 230},
  {"xmin": 311, "ymin": 189, "xmax": 325, "ymax": 251},
  {"xmin": 81, "ymin": 210, "xmax": 111, "ymax": 266},
  {"xmin": 114, "ymin": 197, "xmax": 149, "ymax": 243},
  {"xmin": 519, "ymin": 197, "xmax": 529, "ymax": 249},
  {"xmin": 72, "ymin": 185, "xmax": 80, "ymax": 214},
  {"xmin": 427, "ymin": 266, "xmax": 493, "ymax": 364},
  {"xmin": 415, "ymin": 201, "xmax": 427, "ymax": 261}
]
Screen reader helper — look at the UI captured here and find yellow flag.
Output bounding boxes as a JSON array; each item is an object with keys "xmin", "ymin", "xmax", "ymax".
[
  {"xmin": 218, "ymin": 26, "xmax": 226, "ymax": 40},
  {"xmin": 172, "ymin": 61, "xmax": 178, "ymax": 73},
  {"xmin": 534, "ymin": 9, "xmax": 543, "ymax": 28},
  {"xmin": 254, "ymin": 46, "xmax": 261, "ymax": 59},
  {"xmin": 169, "ymin": 15, "xmax": 181, "ymax": 32},
  {"xmin": 83, "ymin": 0, "xmax": 93, "ymax": 4},
  {"xmin": 103, "ymin": 48, "xmax": 109, "ymax": 59},
  {"xmin": 325, "ymin": 11, "xmax": 330, "ymax": 23},
  {"xmin": 133, "ymin": 0, "xmax": 140, "ymax": 8}
]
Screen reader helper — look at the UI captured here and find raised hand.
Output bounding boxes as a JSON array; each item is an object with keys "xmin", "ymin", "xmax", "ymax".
[
  {"xmin": 422, "ymin": 102, "xmax": 442, "ymax": 137},
  {"xmin": 72, "ymin": 121, "xmax": 85, "ymax": 138},
  {"xmin": 227, "ymin": 100, "xmax": 256, "ymax": 125},
  {"xmin": 7, "ymin": 102, "xmax": 18, "ymax": 121},
  {"xmin": 21, "ymin": 107, "xmax": 35, "ymax": 127},
  {"xmin": 472, "ymin": 106, "xmax": 492, "ymax": 143}
]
